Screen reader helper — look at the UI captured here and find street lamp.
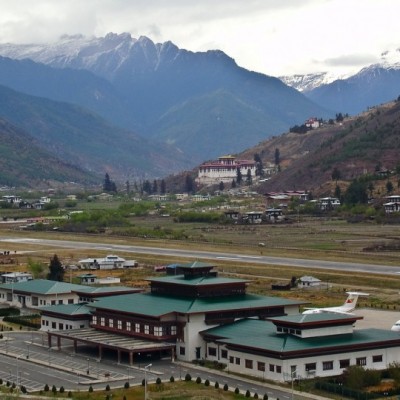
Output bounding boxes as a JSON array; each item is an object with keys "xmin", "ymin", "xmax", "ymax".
[
  {"xmin": 291, "ymin": 369, "xmax": 298, "ymax": 400},
  {"xmin": 144, "ymin": 363, "xmax": 152, "ymax": 400}
]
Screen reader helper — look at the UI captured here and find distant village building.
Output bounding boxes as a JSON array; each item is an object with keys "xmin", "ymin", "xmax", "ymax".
[
  {"xmin": 77, "ymin": 274, "xmax": 121, "ymax": 285},
  {"xmin": 298, "ymin": 276, "xmax": 322, "ymax": 289},
  {"xmin": 318, "ymin": 197, "xmax": 341, "ymax": 211},
  {"xmin": 197, "ymin": 155, "xmax": 256, "ymax": 186},
  {"xmin": 78, "ymin": 255, "xmax": 138, "ymax": 270},
  {"xmin": 1, "ymin": 272, "xmax": 33, "ymax": 284},
  {"xmin": 305, "ymin": 117, "xmax": 320, "ymax": 129},
  {"xmin": 383, "ymin": 195, "xmax": 400, "ymax": 214}
]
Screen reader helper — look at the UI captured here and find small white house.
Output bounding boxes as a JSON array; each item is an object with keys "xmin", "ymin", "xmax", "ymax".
[
  {"xmin": 1, "ymin": 272, "xmax": 33, "ymax": 284},
  {"xmin": 298, "ymin": 276, "xmax": 322, "ymax": 289},
  {"xmin": 78, "ymin": 255, "xmax": 138, "ymax": 270},
  {"xmin": 78, "ymin": 274, "xmax": 121, "ymax": 285}
]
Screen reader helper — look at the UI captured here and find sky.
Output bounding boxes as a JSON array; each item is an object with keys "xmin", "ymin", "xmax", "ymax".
[{"xmin": 0, "ymin": 0, "xmax": 399, "ymax": 77}]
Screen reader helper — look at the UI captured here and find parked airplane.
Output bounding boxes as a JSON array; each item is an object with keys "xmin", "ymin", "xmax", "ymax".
[
  {"xmin": 391, "ymin": 320, "xmax": 400, "ymax": 332},
  {"xmin": 302, "ymin": 292, "xmax": 369, "ymax": 315}
]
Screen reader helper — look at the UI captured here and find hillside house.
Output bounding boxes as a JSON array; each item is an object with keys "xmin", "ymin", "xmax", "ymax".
[
  {"xmin": 197, "ymin": 155, "xmax": 256, "ymax": 186},
  {"xmin": 78, "ymin": 255, "xmax": 138, "ymax": 270}
]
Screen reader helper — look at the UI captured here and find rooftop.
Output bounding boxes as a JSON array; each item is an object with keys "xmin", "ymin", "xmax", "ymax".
[
  {"xmin": 201, "ymin": 318, "xmax": 400, "ymax": 353},
  {"xmin": 90, "ymin": 292, "xmax": 304, "ymax": 317}
]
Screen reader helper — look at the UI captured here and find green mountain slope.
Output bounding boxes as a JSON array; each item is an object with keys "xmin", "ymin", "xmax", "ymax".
[
  {"xmin": 240, "ymin": 100, "xmax": 400, "ymax": 194},
  {"xmin": 0, "ymin": 84, "xmax": 190, "ymax": 180},
  {"xmin": 0, "ymin": 118, "xmax": 96, "ymax": 187}
]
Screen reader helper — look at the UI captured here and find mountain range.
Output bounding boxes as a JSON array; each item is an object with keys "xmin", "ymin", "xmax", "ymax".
[
  {"xmin": 280, "ymin": 55, "xmax": 400, "ymax": 115},
  {"xmin": 1, "ymin": 33, "xmax": 400, "ymax": 188},
  {"xmin": 0, "ymin": 34, "xmax": 330, "ymax": 179}
]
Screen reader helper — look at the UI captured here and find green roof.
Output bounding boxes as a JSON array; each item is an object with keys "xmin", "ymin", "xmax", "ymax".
[
  {"xmin": 73, "ymin": 286, "xmax": 140, "ymax": 294},
  {"xmin": 268, "ymin": 312, "xmax": 361, "ymax": 324},
  {"xmin": 40, "ymin": 303, "xmax": 92, "ymax": 316},
  {"xmin": 178, "ymin": 261, "xmax": 216, "ymax": 269},
  {"xmin": 0, "ymin": 279, "xmax": 89, "ymax": 294},
  {"xmin": 90, "ymin": 292, "xmax": 302, "ymax": 317},
  {"xmin": 149, "ymin": 274, "xmax": 248, "ymax": 286},
  {"xmin": 202, "ymin": 319, "xmax": 400, "ymax": 353}
]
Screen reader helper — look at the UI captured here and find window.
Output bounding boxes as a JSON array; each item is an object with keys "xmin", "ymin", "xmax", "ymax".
[
  {"xmin": 58, "ymin": 300, "xmax": 63, "ymax": 304},
  {"xmin": 126, "ymin": 322, "xmax": 131, "ymax": 331},
  {"xmin": 59, "ymin": 323, "xmax": 64, "ymax": 330},
  {"xmin": 154, "ymin": 326, "xmax": 162, "ymax": 336},
  {"xmin": 144, "ymin": 325, "xmax": 149, "ymax": 334},
  {"xmin": 323, "ymin": 361, "xmax": 333, "ymax": 371},
  {"xmin": 92, "ymin": 316, "xmax": 97, "ymax": 325},
  {"xmin": 257, "ymin": 362, "xmax": 265, "ymax": 372},
  {"xmin": 235, "ymin": 357, "xmax": 240, "ymax": 365},
  {"xmin": 41, "ymin": 320, "xmax": 45, "ymax": 325},
  {"xmin": 117, "ymin": 320, "xmax": 122, "ymax": 329},
  {"xmin": 373, "ymin": 355, "xmax": 383, "ymax": 363},
  {"xmin": 245, "ymin": 359, "xmax": 253, "ymax": 369},
  {"xmin": 229, "ymin": 356, "xmax": 234, "ymax": 364},
  {"xmin": 171, "ymin": 326, "xmax": 177, "ymax": 335},
  {"xmin": 340, "ymin": 359, "xmax": 350, "ymax": 368},
  {"xmin": 305, "ymin": 363, "xmax": 316, "ymax": 372},
  {"xmin": 135, "ymin": 323, "xmax": 140, "ymax": 333},
  {"xmin": 221, "ymin": 350, "xmax": 228, "ymax": 359},
  {"xmin": 356, "ymin": 357, "xmax": 367, "ymax": 366},
  {"xmin": 68, "ymin": 299, "xmax": 74, "ymax": 304},
  {"xmin": 109, "ymin": 319, "xmax": 114, "ymax": 328},
  {"xmin": 208, "ymin": 347, "xmax": 217, "ymax": 356},
  {"xmin": 52, "ymin": 322, "xmax": 56, "ymax": 329},
  {"xmin": 270, "ymin": 364, "xmax": 275, "ymax": 372},
  {"xmin": 51, "ymin": 300, "xmax": 56, "ymax": 305},
  {"xmin": 180, "ymin": 347, "xmax": 185, "ymax": 355},
  {"xmin": 100, "ymin": 317, "xmax": 105, "ymax": 326},
  {"xmin": 276, "ymin": 366, "xmax": 282, "ymax": 373}
]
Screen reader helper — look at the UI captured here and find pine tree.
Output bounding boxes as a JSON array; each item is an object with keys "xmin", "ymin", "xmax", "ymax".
[
  {"xmin": 236, "ymin": 168, "xmax": 242, "ymax": 185},
  {"xmin": 47, "ymin": 254, "xmax": 64, "ymax": 282},
  {"xmin": 160, "ymin": 179, "xmax": 166, "ymax": 195}
]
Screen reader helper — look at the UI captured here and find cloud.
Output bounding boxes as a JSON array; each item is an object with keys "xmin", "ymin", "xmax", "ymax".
[{"xmin": 322, "ymin": 54, "xmax": 379, "ymax": 67}]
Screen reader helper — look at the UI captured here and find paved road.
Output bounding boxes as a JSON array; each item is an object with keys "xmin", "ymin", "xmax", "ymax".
[
  {"xmin": 0, "ymin": 332, "xmax": 313, "ymax": 399},
  {"xmin": 1, "ymin": 236, "xmax": 400, "ymax": 276}
]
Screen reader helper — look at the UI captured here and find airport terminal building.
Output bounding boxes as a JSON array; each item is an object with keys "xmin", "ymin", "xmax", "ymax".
[{"xmin": 4, "ymin": 263, "xmax": 400, "ymax": 382}]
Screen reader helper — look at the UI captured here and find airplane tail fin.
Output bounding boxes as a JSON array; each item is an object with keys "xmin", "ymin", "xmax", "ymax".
[{"xmin": 341, "ymin": 291, "xmax": 369, "ymax": 312}]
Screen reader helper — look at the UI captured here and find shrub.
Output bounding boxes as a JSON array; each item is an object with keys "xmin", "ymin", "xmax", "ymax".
[
  {"xmin": 68, "ymin": 391, "xmax": 72, "ymax": 397},
  {"xmin": 215, "ymin": 381, "xmax": 219, "ymax": 389},
  {"xmin": 263, "ymin": 394, "xmax": 269, "ymax": 400},
  {"xmin": 224, "ymin": 383, "xmax": 228, "ymax": 391},
  {"xmin": 156, "ymin": 377, "xmax": 162, "ymax": 385},
  {"xmin": 44, "ymin": 384, "xmax": 49, "ymax": 391},
  {"xmin": 196, "ymin": 377, "xmax": 201, "ymax": 384},
  {"xmin": 142, "ymin": 379, "xmax": 146, "ymax": 386},
  {"xmin": 20, "ymin": 385, "xmax": 27, "ymax": 394},
  {"xmin": 105, "ymin": 384, "xmax": 111, "ymax": 391},
  {"xmin": 254, "ymin": 393, "xmax": 259, "ymax": 399},
  {"xmin": 6, "ymin": 381, "xmax": 10, "ymax": 387},
  {"xmin": 51, "ymin": 385, "xmax": 57, "ymax": 394},
  {"xmin": 0, "ymin": 378, "xmax": 2, "ymax": 384},
  {"xmin": 184, "ymin": 373, "xmax": 192, "ymax": 381},
  {"xmin": 205, "ymin": 379, "xmax": 210, "ymax": 386},
  {"xmin": 235, "ymin": 387, "xmax": 240, "ymax": 394},
  {"xmin": 89, "ymin": 385, "xmax": 93, "ymax": 392},
  {"xmin": 124, "ymin": 381, "xmax": 130, "ymax": 389},
  {"xmin": 246, "ymin": 389, "xmax": 251, "ymax": 397},
  {"xmin": 60, "ymin": 386, "xmax": 65, "ymax": 393},
  {"xmin": 170, "ymin": 376, "xmax": 175, "ymax": 382}
]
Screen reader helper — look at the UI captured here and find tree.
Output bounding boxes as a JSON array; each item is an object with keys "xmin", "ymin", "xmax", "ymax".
[
  {"xmin": 103, "ymin": 173, "xmax": 117, "ymax": 193},
  {"xmin": 185, "ymin": 174, "xmax": 194, "ymax": 193},
  {"xmin": 246, "ymin": 168, "xmax": 252, "ymax": 185},
  {"xmin": 236, "ymin": 168, "xmax": 243, "ymax": 185},
  {"xmin": 125, "ymin": 180, "xmax": 130, "ymax": 195},
  {"xmin": 274, "ymin": 148, "xmax": 280, "ymax": 166},
  {"xmin": 336, "ymin": 112, "xmax": 344, "ymax": 122},
  {"xmin": 142, "ymin": 180, "xmax": 152, "ymax": 194},
  {"xmin": 386, "ymin": 180, "xmax": 394, "ymax": 194},
  {"xmin": 152, "ymin": 180, "xmax": 158, "ymax": 194},
  {"xmin": 344, "ymin": 179, "xmax": 368, "ymax": 205},
  {"xmin": 254, "ymin": 153, "xmax": 264, "ymax": 176},
  {"xmin": 219, "ymin": 181, "xmax": 224, "ymax": 191},
  {"xmin": 331, "ymin": 167, "xmax": 341, "ymax": 184},
  {"xmin": 334, "ymin": 185, "xmax": 341, "ymax": 200},
  {"xmin": 160, "ymin": 179, "xmax": 166, "ymax": 195},
  {"xmin": 27, "ymin": 258, "xmax": 45, "ymax": 279},
  {"xmin": 47, "ymin": 254, "xmax": 64, "ymax": 282},
  {"xmin": 231, "ymin": 179, "xmax": 236, "ymax": 188}
]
